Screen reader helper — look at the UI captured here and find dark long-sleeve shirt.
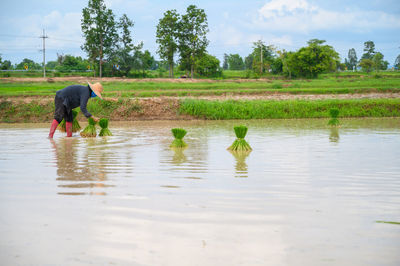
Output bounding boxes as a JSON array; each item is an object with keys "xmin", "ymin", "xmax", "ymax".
[{"xmin": 55, "ymin": 85, "xmax": 92, "ymax": 118}]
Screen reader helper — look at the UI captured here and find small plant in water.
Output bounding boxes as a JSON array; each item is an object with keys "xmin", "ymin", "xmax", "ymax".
[
  {"xmin": 58, "ymin": 110, "xmax": 81, "ymax": 132},
  {"xmin": 328, "ymin": 108, "xmax": 340, "ymax": 126},
  {"xmin": 98, "ymin": 118, "xmax": 112, "ymax": 136},
  {"xmin": 228, "ymin": 125, "xmax": 252, "ymax": 151},
  {"xmin": 80, "ymin": 117, "xmax": 97, "ymax": 137},
  {"xmin": 170, "ymin": 128, "xmax": 187, "ymax": 148}
]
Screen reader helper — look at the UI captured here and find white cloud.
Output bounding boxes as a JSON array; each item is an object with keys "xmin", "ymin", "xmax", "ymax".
[{"xmin": 255, "ymin": 0, "xmax": 400, "ymax": 33}]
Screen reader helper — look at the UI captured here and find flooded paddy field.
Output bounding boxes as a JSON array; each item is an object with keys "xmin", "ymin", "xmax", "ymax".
[{"xmin": 1, "ymin": 118, "xmax": 400, "ymax": 265}]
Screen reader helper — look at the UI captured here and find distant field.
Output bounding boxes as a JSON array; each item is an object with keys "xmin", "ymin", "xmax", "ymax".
[{"xmin": 1, "ymin": 73, "xmax": 400, "ymax": 97}]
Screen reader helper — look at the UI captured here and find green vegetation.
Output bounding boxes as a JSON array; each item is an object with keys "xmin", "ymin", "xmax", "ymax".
[
  {"xmin": 170, "ymin": 128, "xmax": 187, "ymax": 148},
  {"xmin": 1, "ymin": 73, "xmax": 400, "ymax": 97},
  {"xmin": 80, "ymin": 117, "xmax": 97, "ymax": 137},
  {"xmin": 179, "ymin": 98, "xmax": 400, "ymax": 120},
  {"xmin": 99, "ymin": 118, "xmax": 112, "ymax": 136},
  {"xmin": 58, "ymin": 109, "xmax": 81, "ymax": 132},
  {"xmin": 328, "ymin": 108, "xmax": 340, "ymax": 126},
  {"xmin": 376, "ymin": 221, "xmax": 400, "ymax": 225},
  {"xmin": 228, "ymin": 125, "xmax": 252, "ymax": 151}
]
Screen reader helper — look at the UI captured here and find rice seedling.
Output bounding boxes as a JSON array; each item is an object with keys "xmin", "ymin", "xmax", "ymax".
[
  {"xmin": 328, "ymin": 108, "xmax": 340, "ymax": 126},
  {"xmin": 58, "ymin": 110, "xmax": 81, "ymax": 132},
  {"xmin": 98, "ymin": 118, "xmax": 112, "ymax": 136},
  {"xmin": 170, "ymin": 128, "xmax": 187, "ymax": 148},
  {"xmin": 80, "ymin": 117, "xmax": 97, "ymax": 137},
  {"xmin": 228, "ymin": 125, "xmax": 252, "ymax": 151}
]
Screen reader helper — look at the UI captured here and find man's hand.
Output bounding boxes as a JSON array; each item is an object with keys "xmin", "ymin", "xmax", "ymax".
[{"xmin": 91, "ymin": 116, "xmax": 99, "ymax": 123}]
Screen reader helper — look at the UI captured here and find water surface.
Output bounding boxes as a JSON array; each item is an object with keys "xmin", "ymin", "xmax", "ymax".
[{"xmin": 1, "ymin": 118, "xmax": 399, "ymax": 265}]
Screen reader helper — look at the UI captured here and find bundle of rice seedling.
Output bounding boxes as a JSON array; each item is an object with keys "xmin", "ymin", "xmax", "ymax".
[
  {"xmin": 99, "ymin": 118, "xmax": 112, "ymax": 136},
  {"xmin": 228, "ymin": 125, "xmax": 252, "ymax": 151},
  {"xmin": 71, "ymin": 110, "xmax": 81, "ymax": 132},
  {"xmin": 58, "ymin": 110, "xmax": 81, "ymax": 132},
  {"xmin": 328, "ymin": 108, "xmax": 340, "ymax": 126},
  {"xmin": 170, "ymin": 128, "xmax": 187, "ymax": 148},
  {"xmin": 80, "ymin": 117, "xmax": 97, "ymax": 137}
]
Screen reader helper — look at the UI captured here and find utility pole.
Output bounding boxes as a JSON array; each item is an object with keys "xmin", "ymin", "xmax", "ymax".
[
  {"xmin": 259, "ymin": 40, "xmax": 263, "ymax": 75},
  {"xmin": 39, "ymin": 29, "xmax": 48, "ymax": 78}
]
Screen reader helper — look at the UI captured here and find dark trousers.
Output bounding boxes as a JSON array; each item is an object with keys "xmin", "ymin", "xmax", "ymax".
[{"xmin": 54, "ymin": 96, "xmax": 73, "ymax": 123}]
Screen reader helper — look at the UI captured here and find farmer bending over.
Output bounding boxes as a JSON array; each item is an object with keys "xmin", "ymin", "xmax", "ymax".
[{"xmin": 48, "ymin": 82, "xmax": 103, "ymax": 138}]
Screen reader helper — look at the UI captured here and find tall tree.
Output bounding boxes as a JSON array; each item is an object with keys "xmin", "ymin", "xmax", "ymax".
[
  {"xmin": 251, "ymin": 40, "xmax": 275, "ymax": 74},
  {"xmin": 115, "ymin": 14, "xmax": 142, "ymax": 76},
  {"xmin": 244, "ymin": 54, "xmax": 253, "ymax": 70},
  {"xmin": 178, "ymin": 5, "xmax": 209, "ymax": 78},
  {"xmin": 222, "ymin": 53, "xmax": 229, "ymax": 70},
  {"xmin": 395, "ymin": 54, "xmax": 400, "ymax": 69},
  {"xmin": 288, "ymin": 39, "xmax": 339, "ymax": 78},
  {"xmin": 347, "ymin": 48, "xmax": 358, "ymax": 71},
  {"xmin": 156, "ymin": 10, "xmax": 180, "ymax": 78},
  {"xmin": 81, "ymin": 0, "xmax": 118, "ymax": 78},
  {"xmin": 361, "ymin": 41, "xmax": 375, "ymax": 60},
  {"xmin": 372, "ymin": 52, "xmax": 384, "ymax": 72},
  {"xmin": 227, "ymin": 54, "xmax": 245, "ymax": 70},
  {"xmin": 359, "ymin": 58, "xmax": 374, "ymax": 73}
]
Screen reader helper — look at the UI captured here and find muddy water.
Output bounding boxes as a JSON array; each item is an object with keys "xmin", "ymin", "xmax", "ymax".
[{"xmin": 0, "ymin": 118, "xmax": 400, "ymax": 266}]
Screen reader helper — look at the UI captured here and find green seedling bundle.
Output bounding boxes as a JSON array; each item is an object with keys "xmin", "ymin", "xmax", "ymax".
[
  {"xmin": 170, "ymin": 128, "xmax": 187, "ymax": 148},
  {"xmin": 228, "ymin": 125, "xmax": 252, "ymax": 151},
  {"xmin": 80, "ymin": 117, "xmax": 97, "ymax": 137},
  {"xmin": 99, "ymin": 118, "xmax": 112, "ymax": 136},
  {"xmin": 328, "ymin": 108, "xmax": 340, "ymax": 126},
  {"xmin": 58, "ymin": 109, "xmax": 81, "ymax": 132}
]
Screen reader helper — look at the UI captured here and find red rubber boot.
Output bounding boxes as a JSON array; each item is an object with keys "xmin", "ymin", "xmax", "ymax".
[
  {"xmin": 48, "ymin": 119, "xmax": 59, "ymax": 138},
  {"xmin": 66, "ymin": 121, "xmax": 73, "ymax": 137}
]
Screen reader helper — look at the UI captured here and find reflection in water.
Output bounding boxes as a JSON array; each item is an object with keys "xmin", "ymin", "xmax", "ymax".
[
  {"xmin": 50, "ymin": 138, "xmax": 111, "ymax": 196},
  {"xmin": 230, "ymin": 150, "xmax": 251, "ymax": 178},
  {"xmin": 171, "ymin": 147, "xmax": 187, "ymax": 165},
  {"xmin": 329, "ymin": 127, "xmax": 340, "ymax": 143}
]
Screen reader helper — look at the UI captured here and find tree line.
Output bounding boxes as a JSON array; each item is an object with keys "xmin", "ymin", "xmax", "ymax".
[{"xmin": 1, "ymin": 0, "xmax": 399, "ymax": 78}]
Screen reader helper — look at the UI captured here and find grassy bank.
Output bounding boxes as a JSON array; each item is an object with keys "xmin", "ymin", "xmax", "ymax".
[
  {"xmin": 179, "ymin": 98, "xmax": 400, "ymax": 119},
  {"xmin": 1, "ymin": 97, "xmax": 400, "ymax": 122},
  {"xmin": 0, "ymin": 98, "xmax": 143, "ymax": 123}
]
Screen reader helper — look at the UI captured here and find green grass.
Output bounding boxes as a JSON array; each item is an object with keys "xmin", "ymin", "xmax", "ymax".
[
  {"xmin": 179, "ymin": 98, "xmax": 400, "ymax": 120},
  {"xmin": 0, "ymin": 98, "xmax": 143, "ymax": 123},
  {"xmin": 1, "ymin": 74, "xmax": 400, "ymax": 97},
  {"xmin": 376, "ymin": 221, "xmax": 400, "ymax": 225}
]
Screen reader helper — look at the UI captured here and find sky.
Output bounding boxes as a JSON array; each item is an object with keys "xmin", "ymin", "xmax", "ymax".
[{"xmin": 0, "ymin": 0, "xmax": 399, "ymax": 66}]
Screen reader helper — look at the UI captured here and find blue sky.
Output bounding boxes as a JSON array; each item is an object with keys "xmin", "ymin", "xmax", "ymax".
[{"xmin": 1, "ymin": 0, "xmax": 399, "ymax": 66}]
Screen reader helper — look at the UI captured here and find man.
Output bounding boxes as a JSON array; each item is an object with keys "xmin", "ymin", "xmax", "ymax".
[{"xmin": 48, "ymin": 82, "xmax": 103, "ymax": 138}]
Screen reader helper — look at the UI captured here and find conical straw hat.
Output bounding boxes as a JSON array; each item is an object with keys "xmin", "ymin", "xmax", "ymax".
[{"xmin": 87, "ymin": 82, "xmax": 104, "ymax": 99}]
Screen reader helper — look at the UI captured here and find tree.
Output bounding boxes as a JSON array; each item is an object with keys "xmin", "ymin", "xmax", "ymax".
[
  {"xmin": 359, "ymin": 58, "xmax": 374, "ymax": 73},
  {"xmin": 140, "ymin": 50, "xmax": 154, "ymax": 76},
  {"xmin": 195, "ymin": 53, "xmax": 221, "ymax": 77},
  {"xmin": 347, "ymin": 48, "xmax": 357, "ymax": 71},
  {"xmin": 288, "ymin": 39, "xmax": 339, "ymax": 78},
  {"xmin": 251, "ymin": 40, "xmax": 275, "ymax": 75},
  {"xmin": 372, "ymin": 52, "xmax": 384, "ymax": 72},
  {"xmin": 227, "ymin": 54, "xmax": 244, "ymax": 70},
  {"xmin": 361, "ymin": 41, "xmax": 375, "ymax": 60},
  {"xmin": 114, "ymin": 14, "xmax": 142, "ymax": 77},
  {"xmin": 15, "ymin": 58, "xmax": 42, "ymax": 70},
  {"xmin": 55, "ymin": 55, "xmax": 90, "ymax": 72},
  {"xmin": 156, "ymin": 9, "xmax": 180, "ymax": 78},
  {"xmin": 178, "ymin": 5, "xmax": 209, "ymax": 78},
  {"xmin": 244, "ymin": 55, "xmax": 253, "ymax": 70},
  {"xmin": 222, "ymin": 53, "xmax": 229, "ymax": 70},
  {"xmin": 0, "ymin": 55, "xmax": 12, "ymax": 70},
  {"xmin": 395, "ymin": 55, "xmax": 400, "ymax": 70},
  {"xmin": 81, "ymin": 0, "xmax": 118, "ymax": 78}
]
